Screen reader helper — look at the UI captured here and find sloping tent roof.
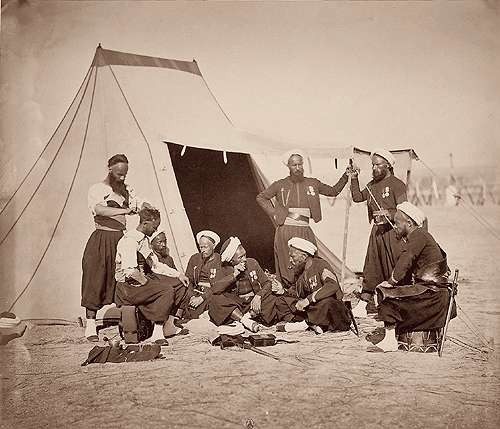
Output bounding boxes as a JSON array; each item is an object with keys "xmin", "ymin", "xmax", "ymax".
[{"xmin": 0, "ymin": 47, "xmax": 417, "ymax": 320}]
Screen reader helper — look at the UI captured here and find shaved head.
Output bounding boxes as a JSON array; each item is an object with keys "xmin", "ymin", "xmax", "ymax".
[{"xmin": 287, "ymin": 154, "xmax": 304, "ymax": 181}]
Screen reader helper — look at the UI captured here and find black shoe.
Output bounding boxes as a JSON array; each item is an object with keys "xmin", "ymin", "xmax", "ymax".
[{"xmin": 174, "ymin": 318, "xmax": 189, "ymax": 328}]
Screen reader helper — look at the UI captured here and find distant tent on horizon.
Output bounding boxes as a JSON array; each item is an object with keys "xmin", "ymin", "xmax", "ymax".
[{"xmin": 0, "ymin": 46, "xmax": 418, "ymax": 320}]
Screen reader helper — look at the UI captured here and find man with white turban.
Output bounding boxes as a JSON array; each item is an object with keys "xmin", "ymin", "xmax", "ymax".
[
  {"xmin": 372, "ymin": 202, "xmax": 454, "ymax": 352},
  {"xmin": 146, "ymin": 229, "xmax": 190, "ymax": 323},
  {"xmin": 149, "ymin": 229, "xmax": 189, "ymax": 286},
  {"xmin": 208, "ymin": 237, "xmax": 278, "ymax": 332},
  {"xmin": 256, "ymin": 150, "xmax": 350, "ymax": 287},
  {"xmin": 347, "ymin": 149, "xmax": 407, "ymax": 317},
  {"xmin": 150, "ymin": 229, "xmax": 176, "ymax": 269},
  {"xmin": 273, "ymin": 237, "xmax": 351, "ymax": 333},
  {"xmin": 183, "ymin": 230, "xmax": 222, "ymax": 319}
]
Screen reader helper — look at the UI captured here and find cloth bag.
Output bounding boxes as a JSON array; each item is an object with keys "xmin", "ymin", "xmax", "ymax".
[{"xmin": 81, "ymin": 344, "xmax": 161, "ymax": 365}]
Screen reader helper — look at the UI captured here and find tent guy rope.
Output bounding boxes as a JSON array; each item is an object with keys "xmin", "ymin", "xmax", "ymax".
[
  {"xmin": 7, "ymin": 64, "xmax": 99, "ymax": 312},
  {"xmin": 0, "ymin": 65, "xmax": 94, "ymax": 218},
  {"xmin": 104, "ymin": 58, "xmax": 184, "ymax": 267},
  {"xmin": 418, "ymin": 158, "xmax": 500, "ymax": 241},
  {"xmin": 0, "ymin": 65, "xmax": 95, "ymax": 247}
]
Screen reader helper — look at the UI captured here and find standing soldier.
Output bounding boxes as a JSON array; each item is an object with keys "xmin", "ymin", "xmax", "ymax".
[
  {"xmin": 348, "ymin": 149, "xmax": 407, "ymax": 317},
  {"xmin": 81, "ymin": 154, "xmax": 148, "ymax": 341},
  {"xmin": 256, "ymin": 150, "xmax": 349, "ymax": 287}
]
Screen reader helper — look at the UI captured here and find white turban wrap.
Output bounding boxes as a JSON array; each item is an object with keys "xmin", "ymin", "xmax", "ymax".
[
  {"xmin": 397, "ymin": 202, "xmax": 426, "ymax": 227},
  {"xmin": 196, "ymin": 230, "xmax": 221, "ymax": 248},
  {"xmin": 282, "ymin": 149, "xmax": 306, "ymax": 166},
  {"xmin": 288, "ymin": 237, "xmax": 317, "ymax": 256},
  {"xmin": 217, "ymin": 321, "xmax": 245, "ymax": 336},
  {"xmin": 150, "ymin": 229, "xmax": 165, "ymax": 242},
  {"xmin": 220, "ymin": 236, "xmax": 242, "ymax": 262},
  {"xmin": 371, "ymin": 148, "xmax": 396, "ymax": 167}
]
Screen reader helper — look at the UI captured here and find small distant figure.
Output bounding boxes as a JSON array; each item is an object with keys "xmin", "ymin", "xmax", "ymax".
[
  {"xmin": 431, "ymin": 177, "xmax": 440, "ymax": 205},
  {"xmin": 445, "ymin": 177, "xmax": 460, "ymax": 207},
  {"xmin": 477, "ymin": 177, "xmax": 487, "ymax": 206}
]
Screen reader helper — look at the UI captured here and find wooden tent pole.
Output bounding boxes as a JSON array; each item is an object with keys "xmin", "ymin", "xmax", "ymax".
[{"xmin": 340, "ymin": 159, "xmax": 352, "ymax": 292}]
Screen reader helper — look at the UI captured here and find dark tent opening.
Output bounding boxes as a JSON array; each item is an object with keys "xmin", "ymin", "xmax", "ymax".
[{"xmin": 167, "ymin": 142, "xmax": 276, "ymax": 272}]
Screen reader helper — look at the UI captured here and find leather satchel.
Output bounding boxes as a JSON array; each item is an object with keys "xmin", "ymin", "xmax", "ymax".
[{"xmin": 248, "ymin": 334, "xmax": 298, "ymax": 347}]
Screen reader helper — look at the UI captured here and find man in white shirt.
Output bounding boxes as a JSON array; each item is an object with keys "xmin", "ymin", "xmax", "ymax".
[{"xmin": 114, "ymin": 207, "xmax": 189, "ymax": 345}]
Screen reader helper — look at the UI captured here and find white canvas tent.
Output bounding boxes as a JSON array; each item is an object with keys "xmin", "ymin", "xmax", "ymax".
[{"xmin": 0, "ymin": 47, "xmax": 417, "ymax": 320}]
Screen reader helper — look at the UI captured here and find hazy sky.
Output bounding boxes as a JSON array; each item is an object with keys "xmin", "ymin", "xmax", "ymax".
[{"xmin": 1, "ymin": 0, "xmax": 499, "ymax": 189}]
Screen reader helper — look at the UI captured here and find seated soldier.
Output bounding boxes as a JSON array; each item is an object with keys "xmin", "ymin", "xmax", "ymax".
[
  {"xmin": 208, "ymin": 237, "xmax": 278, "ymax": 332},
  {"xmin": 184, "ymin": 230, "xmax": 222, "ymax": 320},
  {"xmin": 374, "ymin": 202, "xmax": 454, "ymax": 352},
  {"xmin": 274, "ymin": 237, "xmax": 351, "ymax": 334},
  {"xmin": 150, "ymin": 229, "xmax": 176, "ymax": 268},
  {"xmin": 114, "ymin": 207, "xmax": 189, "ymax": 345},
  {"xmin": 149, "ymin": 229, "xmax": 189, "ymax": 287}
]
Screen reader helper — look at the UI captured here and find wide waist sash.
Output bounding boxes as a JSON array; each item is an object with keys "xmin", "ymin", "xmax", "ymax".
[
  {"xmin": 285, "ymin": 208, "xmax": 311, "ymax": 226},
  {"xmin": 94, "ymin": 215, "xmax": 126, "ymax": 231}
]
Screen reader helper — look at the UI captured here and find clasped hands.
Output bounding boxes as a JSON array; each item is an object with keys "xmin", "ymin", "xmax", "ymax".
[{"xmin": 345, "ymin": 161, "xmax": 360, "ymax": 178}]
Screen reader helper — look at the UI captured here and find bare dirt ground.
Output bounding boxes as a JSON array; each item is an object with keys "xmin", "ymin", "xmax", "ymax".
[{"xmin": 1, "ymin": 206, "xmax": 500, "ymax": 429}]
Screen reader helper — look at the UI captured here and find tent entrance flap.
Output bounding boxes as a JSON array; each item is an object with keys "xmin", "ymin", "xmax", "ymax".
[{"xmin": 167, "ymin": 143, "xmax": 276, "ymax": 272}]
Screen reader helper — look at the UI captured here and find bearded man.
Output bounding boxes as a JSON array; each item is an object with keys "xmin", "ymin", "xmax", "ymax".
[
  {"xmin": 256, "ymin": 150, "xmax": 349, "ymax": 287},
  {"xmin": 148, "ymin": 229, "xmax": 190, "ymax": 302},
  {"xmin": 348, "ymin": 149, "xmax": 407, "ymax": 317},
  {"xmin": 273, "ymin": 237, "xmax": 351, "ymax": 334},
  {"xmin": 373, "ymin": 202, "xmax": 454, "ymax": 352},
  {"xmin": 81, "ymin": 154, "xmax": 149, "ymax": 341},
  {"xmin": 150, "ymin": 229, "xmax": 176, "ymax": 269},
  {"xmin": 184, "ymin": 230, "xmax": 222, "ymax": 319},
  {"xmin": 208, "ymin": 237, "xmax": 278, "ymax": 332}
]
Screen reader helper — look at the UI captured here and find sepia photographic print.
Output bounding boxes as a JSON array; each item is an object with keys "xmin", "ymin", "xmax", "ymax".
[{"xmin": 1, "ymin": 1, "xmax": 499, "ymax": 428}]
